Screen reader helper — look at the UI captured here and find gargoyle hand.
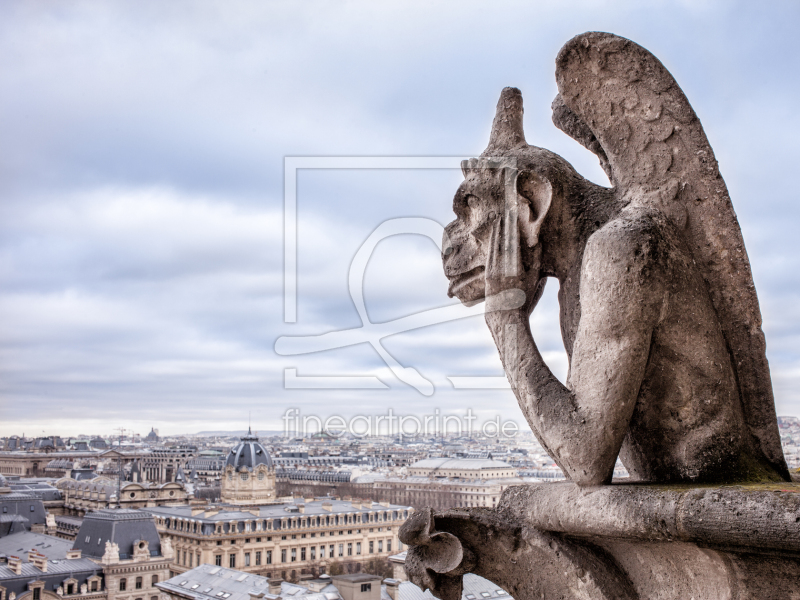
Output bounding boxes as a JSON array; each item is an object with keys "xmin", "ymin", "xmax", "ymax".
[{"xmin": 399, "ymin": 508, "xmax": 475, "ymax": 600}]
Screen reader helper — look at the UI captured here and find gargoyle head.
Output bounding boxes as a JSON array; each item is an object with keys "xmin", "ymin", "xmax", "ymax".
[{"xmin": 443, "ymin": 88, "xmax": 553, "ymax": 307}]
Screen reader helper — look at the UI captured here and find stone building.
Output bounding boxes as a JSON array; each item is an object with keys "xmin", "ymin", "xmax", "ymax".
[
  {"xmin": 405, "ymin": 459, "xmax": 516, "ymax": 479},
  {"xmin": 0, "ymin": 541, "xmax": 104, "ymax": 600},
  {"xmin": 144, "ymin": 498, "xmax": 411, "ymax": 582},
  {"xmin": 0, "ymin": 509, "xmax": 172, "ymax": 600},
  {"xmin": 73, "ymin": 509, "xmax": 172, "ymax": 600},
  {"xmin": 57, "ymin": 478, "xmax": 188, "ymax": 517},
  {"xmin": 140, "ymin": 449, "xmax": 196, "ymax": 485},
  {"xmin": 219, "ymin": 432, "xmax": 275, "ymax": 506}
]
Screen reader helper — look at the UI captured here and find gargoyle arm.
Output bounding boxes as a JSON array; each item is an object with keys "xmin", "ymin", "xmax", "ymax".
[{"xmin": 487, "ymin": 213, "xmax": 667, "ymax": 485}]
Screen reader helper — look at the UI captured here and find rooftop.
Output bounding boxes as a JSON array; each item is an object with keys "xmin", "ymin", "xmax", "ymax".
[
  {"xmin": 144, "ymin": 499, "xmax": 411, "ymax": 522},
  {"xmin": 0, "ymin": 531, "xmax": 74, "ymax": 561},
  {"xmin": 409, "ymin": 458, "xmax": 513, "ymax": 471},
  {"xmin": 158, "ymin": 564, "xmax": 338, "ymax": 600}
]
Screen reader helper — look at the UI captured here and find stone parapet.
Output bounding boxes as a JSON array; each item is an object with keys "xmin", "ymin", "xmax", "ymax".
[{"xmin": 400, "ymin": 482, "xmax": 800, "ymax": 600}]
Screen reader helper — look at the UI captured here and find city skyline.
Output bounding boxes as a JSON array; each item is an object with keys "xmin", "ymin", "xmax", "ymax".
[{"xmin": 2, "ymin": 1, "xmax": 800, "ymax": 436}]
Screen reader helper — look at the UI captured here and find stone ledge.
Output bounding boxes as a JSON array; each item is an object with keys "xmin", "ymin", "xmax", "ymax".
[
  {"xmin": 401, "ymin": 482, "xmax": 800, "ymax": 600},
  {"xmin": 499, "ymin": 481, "xmax": 800, "ymax": 554}
]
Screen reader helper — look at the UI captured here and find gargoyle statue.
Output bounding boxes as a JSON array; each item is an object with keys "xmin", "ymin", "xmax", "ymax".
[{"xmin": 443, "ymin": 31, "xmax": 790, "ymax": 486}]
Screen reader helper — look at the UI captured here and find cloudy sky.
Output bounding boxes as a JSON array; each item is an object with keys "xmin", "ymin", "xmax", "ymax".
[{"xmin": 1, "ymin": 1, "xmax": 799, "ymax": 438}]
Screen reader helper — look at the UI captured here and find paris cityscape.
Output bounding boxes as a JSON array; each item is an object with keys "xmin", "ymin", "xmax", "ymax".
[{"xmin": 3, "ymin": 1, "xmax": 800, "ymax": 598}]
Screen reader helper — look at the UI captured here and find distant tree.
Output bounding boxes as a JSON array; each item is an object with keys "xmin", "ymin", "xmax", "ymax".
[
  {"xmin": 363, "ymin": 557, "xmax": 393, "ymax": 579},
  {"xmin": 328, "ymin": 561, "xmax": 344, "ymax": 576}
]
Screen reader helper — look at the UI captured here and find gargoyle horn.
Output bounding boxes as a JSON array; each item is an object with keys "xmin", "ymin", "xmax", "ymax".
[{"xmin": 483, "ymin": 86, "xmax": 527, "ymax": 156}]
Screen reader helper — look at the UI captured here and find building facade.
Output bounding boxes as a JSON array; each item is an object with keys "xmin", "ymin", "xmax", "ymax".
[
  {"xmin": 145, "ymin": 498, "xmax": 411, "ymax": 582},
  {"xmin": 219, "ymin": 433, "xmax": 275, "ymax": 506}
]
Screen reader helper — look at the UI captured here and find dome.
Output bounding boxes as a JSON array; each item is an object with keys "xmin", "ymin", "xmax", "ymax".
[{"xmin": 226, "ymin": 429, "xmax": 273, "ymax": 471}]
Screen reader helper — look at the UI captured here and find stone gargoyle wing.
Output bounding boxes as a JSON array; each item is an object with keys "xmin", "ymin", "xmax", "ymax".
[{"xmin": 551, "ymin": 31, "xmax": 789, "ymax": 480}]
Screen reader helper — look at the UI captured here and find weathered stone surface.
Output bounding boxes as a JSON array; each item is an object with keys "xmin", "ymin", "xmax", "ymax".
[
  {"xmin": 410, "ymin": 31, "xmax": 799, "ymax": 599},
  {"xmin": 442, "ymin": 31, "xmax": 789, "ymax": 486},
  {"xmin": 401, "ymin": 483, "xmax": 800, "ymax": 600}
]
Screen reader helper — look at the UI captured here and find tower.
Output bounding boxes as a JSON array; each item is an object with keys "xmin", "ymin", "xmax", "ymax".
[{"xmin": 219, "ymin": 428, "xmax": 277, "ymax": 505}]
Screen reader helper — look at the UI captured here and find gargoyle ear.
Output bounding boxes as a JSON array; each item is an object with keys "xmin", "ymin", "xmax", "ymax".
[{"xmin": 516, "ymin": 171, "xmax": 552, "ymax": 247}]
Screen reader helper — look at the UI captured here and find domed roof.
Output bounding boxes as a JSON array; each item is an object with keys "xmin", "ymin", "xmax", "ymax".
[{"xmin": 226, "ymin": 429, "xmax": 273, "ymax": 471}]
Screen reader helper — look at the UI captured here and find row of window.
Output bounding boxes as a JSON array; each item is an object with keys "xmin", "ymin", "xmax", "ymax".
[
  {"xmin": 119, "ymin": 575, "xmax": 158, "ymax": 591},
  {"xmin": 162, "ymin": 510, "xmax": 407, "ymax": 535},
  {"xmin": 211, "ymin": 540, "xmax": 394, "ymax": 567}
]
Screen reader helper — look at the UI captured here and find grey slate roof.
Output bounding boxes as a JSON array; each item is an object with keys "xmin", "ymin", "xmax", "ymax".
[
  {"xmin": 74, "ymin": 509, "xmax": 161, "ymax": 558},
  {"xmin": 0, "ymin": 493, "xmax": 47, "ymax": 536},
  {"xmin": 0, "ymin": 556, "xmax": 102, "ymax": 597},
  {"xmin": 0, "ymin": 531, "xmax": 75, "ymax": 561},
  {"xmin": 410, "ymin": 459, "xmax": 512, "ymax": 471},
  {"xmin": 225, "ymin": 430, "xmax": 273, "ymax": 471},
  {"xmin": 157, "ymin": 564, "xmax": 340, "ymax": 600},
  {"xmin": 143, "ymin": 498, "xmax": 411, "ymax": 528}
]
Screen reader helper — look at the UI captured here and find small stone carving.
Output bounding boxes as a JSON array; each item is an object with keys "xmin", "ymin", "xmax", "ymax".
[
  {"xmin": 442, "ymin": 31, "xmax": 790, "ymax": 486},
  {"xmin": 160, "ymin": 536, "xmax": 173, "ymax": 559},
  {"xmin": 101, "ymin": 541, "xmax": 119, "ymax": 565},
  {"xmin": 404, "ymin": 31, "xmax": 800, "ymax": 600}
]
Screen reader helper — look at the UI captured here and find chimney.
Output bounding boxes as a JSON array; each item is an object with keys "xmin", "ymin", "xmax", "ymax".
[
  {"xmin": 351, "ymin": 500, "xmax": 361, "ymax": 509},
  {"xmin": 304, "ymin": 497, "xmax": 314, "ymax": 504},
  {"xmin": 322, "ymin": 502, "xmax": 333, "ymax": 512},
  {"xmin": 384, "ymin": 579, "xmax": 400, "ymax": 600},
  {"xmin": 268, "ymin": 578, "xmax": 283, "ymax": 596},
  {"xmin": 249, "ymin": 592, "xmax": 265, "ymax": 600},
  {"xmin": 8, "ymin": 556, "xmax": 22, "ymax": 575},
  {"xmin": 66, "ymin": 549, "xmax": 82, "ymax": 559},
  {"xmin": 31, "ymin": 552, "xmax": 47, "ymax": 572},
  {"xmin": 296, "ymin": 504, "xmax": 305, "ymax": 514}
]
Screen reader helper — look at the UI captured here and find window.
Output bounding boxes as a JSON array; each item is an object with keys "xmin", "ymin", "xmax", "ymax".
[
  {"xmin": 152, "ymin": 575, "xmax": 159, "ymax": 586},
  {"xmin": 91, "ymin": 581, "xmax": 98, "ymax": 592},
  {"xmin": 229, "ymin": 554, "xmax": 236, "ymax": 568},
  {"xmin": 30, "ymin": 505, "xmax": 35, "ymax": 512},
  {"xmin": 310, "ymin": 547, "xmax": 316, "ymax": 560},
  {"xmin": 338, "ymin": 544, "xmax": 343, "ymax": 557},
  {"xmin": 369, "ymin": 541, "xmax": 374, "ymax": 553},
  {"xmin": 120, "ymin": 579, "xmax": 127, "ymax": 591},
  {"xmin": 241, "ymin": 473, "xmax": 249, "ymax": 481},
  {"xmin": 387, "ymin": 540, "xmax": 392, "ymax": 552},
  {"xmin": 189, "ymin": 553, "xmax": 193, "ymax": 567},
  {"xmin": 67, "ymin": 584, "xmax": 74, "ymax": 595},
  {"xmin": 378, "ymin": 541, "xmax": 383, "ymax": 552},
  {"xmin": 356, "ymin": 542, "xmax": 361, "ymax": 555},
  {"xmin": 320, "ymin": 546, "xmax": 326, "ymax": 558},
  {"xmin": 281, "ymin": 549, "xmax": 287, "ymax": 563},
  {"xmin": 33, "ymin": 589, "xmax": 40, "ymax": 600},
  {"xmin": 136, "ymin": 577, "xmax": 143, "ymax": 590},
  {"xmin": 258, "ymin": 472, "xmax": 265, "ymax": 480},
  {"xmin": 301, "ymin": 547, "xmax": 306, "ymax": 561},
  {"xmin": 215, "ymin": 555, "xmax": 222, "ymax": 566},
  {"xmin": 256, "ymin": 551, "xmax": 262, "ymax": 566},
  {"xmin": 266, "ymin": 550, "xmax": 272, "ymax": 565},
  {"xmin": 245, "ymin": 553, "xmax": 251, "ymax": 567},
  {"xmin": 361, "ymin": 584, "xmax": 371, "ymax": 593},
  {"xmin": 291, "ymin": 548, "xmax": 297, "ymax": 562},
  {"xmin": 347, "ymin": 543, "xmax": 352, "ymax": 556}
]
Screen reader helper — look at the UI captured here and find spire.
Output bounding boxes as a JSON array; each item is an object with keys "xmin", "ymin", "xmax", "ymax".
[{"xmin": 483, "ymin": 87, "xmax": 527, "ymax": 156}]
